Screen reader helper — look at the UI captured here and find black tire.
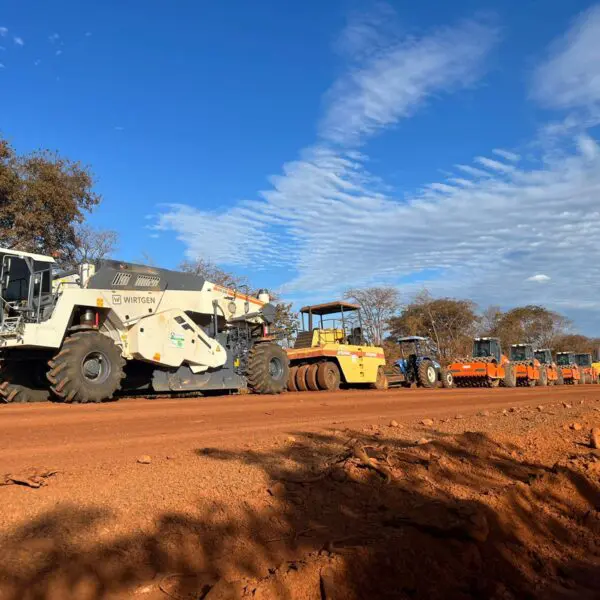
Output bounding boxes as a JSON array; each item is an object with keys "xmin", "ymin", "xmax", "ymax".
[
  {"xmin": 371, "ymin": 366, "xmax": 389, "ymax": 390},
  {"xmin": 418, "ymin": 360, "xmax": 437, "ymax": 388},
  {"xmin": 306, "ymin": 364, "xmax": 320, "ymax": 391},
  {"xmin": 295, "ymin": 364, "xmax": 310, "ymax": 392},
  {"xmin": 0, "ymin": 361, "xmax": 50, "ymax": 403},
  {"xmin": 246, "ymin": 342, "xmax": 289, "ymax": 395},
  {"xmin": 287, "ymin": 366, "xmax": 299, "ymax": 392},
  {"xmin": 489, "ymin": 377, "xmax": 500, "ymax": 388},
  {"xmin": 47, "ymin": 331, "xmax": 126, "ymax": 403},
  {"xmin": 317, "ymin": 361, "xmax": 341, "ymax": 391},
  {"xmin": 537, "ymin": 367, "xmax": 548, "ymax": 387},
  {"xmin": 503, "ymin": 364, "xmax": 517, "ymax": 388},
  {"xmin": 440, "ymin": 368, "xmax": 454, "ymax": 389}
]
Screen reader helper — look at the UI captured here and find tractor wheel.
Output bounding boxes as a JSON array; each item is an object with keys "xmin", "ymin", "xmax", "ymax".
[
  {"xmin": 295, "ymin": 364, "xmax": 310, "ymax": 392},
  {"xmin": 556, "ymin": 369, "xmax": 564, "ymax": 385},
  {"xmin": 0, "ymin": 361, "xmax": 50, "ymax": 403},
  {"xmin": 287, "ymin": 366, "xmax": 299, "ymax": 392},
  {"xmin": 371, "ymin": 366, "xmax": 388, "ymax": 390},
  {"xmin": 317, "ymin": 361, "xmax": 341, "ymax": 391},
  {"xmin": 417, "ymin": 360, "xmax": 437, "ymax": 388},
  {"xmin": 246, "ymin": 342, "xmax": 289, "ymax": 395},
  {"xmin": 503, "ymin": 364, "xmax": 517, "ymax": 388},
  {"xmin": 306, "ymin": 364, "xmax": 320, "ymax": 391},
  {"xmin": 440, "ymin": 369, "xmax": 454, "ymax": 389},
  {"xmin": 537, "ymin": 367, "xmax": 548, "ymax": 387},
  {"xmin": 527, "ymin": 377, "xmax": 536, "ymax": 387},
  {"xmin": 47, "ymin": 331, "xmax": 126, "ymax": 403},
  {"xmin": 489, "ymin": 378, "xmax": 500, "ymax": 388}
]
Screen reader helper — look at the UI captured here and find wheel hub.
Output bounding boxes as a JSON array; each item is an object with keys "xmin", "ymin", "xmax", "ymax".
[
  {"xmin": 82, "ymin": 351, "xmax": 111, "ymax": 384},
  {"xmin": 269, "ymin": 357, "xmax": 283, "ymax": 380}
]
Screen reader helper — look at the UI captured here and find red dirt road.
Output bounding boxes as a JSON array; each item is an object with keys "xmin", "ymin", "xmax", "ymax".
[{"xmin": 1, "ymin": 385, "xmax": 598, "ymax": 473}]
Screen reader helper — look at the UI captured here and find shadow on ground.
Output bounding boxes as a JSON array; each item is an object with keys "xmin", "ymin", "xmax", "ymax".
[{"xmin": 1, "ymin": 426, "xmax": 599, "ymax": 599}]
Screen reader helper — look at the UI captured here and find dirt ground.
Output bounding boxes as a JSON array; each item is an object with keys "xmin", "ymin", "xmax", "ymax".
[{"xmin": 0, "ymin": 386, "xmax": 599, "ymax": 599}]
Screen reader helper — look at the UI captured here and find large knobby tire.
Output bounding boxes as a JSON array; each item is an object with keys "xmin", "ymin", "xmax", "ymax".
[
  {"xmin": 295, "ymin": 364, "xmax": 310, "ymax": 392},
  {"xmin": 306, "ymin": 364, "xmax": 320, "ymax": 391},
  {"xmin": 417, "ymin": 360, "xmax": 437, "ymax": 388},
  {"xmin": 371, "ymin": 366, "xmax": 389, "ymax": 390},
  {"xmin": 503, "ymin": 364, "xmax": 517, "ymax": 388},
  {"xmin": 317, "ymin": 361, "xmax": 341, "ymax": 391},
  {"xmin": 440, "ymin": 368, "xmax": 454, "ymax": 389},
  {"xmin": 0, "ymin": 361, "xmax": 50, "ymax": 403},
  {"xmin": 556, "ymin": 369, "xmax": 564, "ymax": 385},
  {"xmin": 47, "ymin": 331, "xmax": 126, "ymax": 403},
  {"xmin": 246, "ymin": 342, "xmax": 289, "ymax": 395},
  {"xmin": 287, "ymin": 366, "xmax": 299, "ymax": 392},
  {"xmin": 537, "ymin": 367, "xmax": 548, "ymax": 387}
]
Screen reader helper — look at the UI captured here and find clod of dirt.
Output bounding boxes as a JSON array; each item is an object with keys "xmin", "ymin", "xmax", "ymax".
[
  {"xmin": 286, "ymin": 436, "xmax": 296, "ymax": 443},
  {"xmin": 478, "ymin": 410, "xmax": 491, "ymax": 417},
  {"xmin": 416, "ymin": 438, "xmax": 431, "ymax": 445},
  {"xmin": 509, "ymin": 407, "xmax": 517, "ymax": 413},
  {"xmin": 267, "ymin": 482, "xmax": 286, "ymax": 498},
  {"xmin": 502, "ymin": 409, "xmax": 509, "ymax": 416},
  {"xmin": 421, "ymin": 418, "xmax": 434, "ymax": 426},
  {"xmin": 1, "ymin": 468, "xmax": 58, "ymax": 489},
  {"xmin": 137, "ymin": 455, "xmax": 152, "ymax": 465},
  {"xmin": 537, "ymin": 405, "xmax": 544, "ymax": 411},
  {"xmin": 591, "ymin": 427, "xmax": 600, "ymax": 449},
  {"xmin": 563, "ymin": 403, "xmax": 572, "ymax": 409},
  {"xmin": 389, "ymin": 419, "xmax": 400, "ymax": 428},
  {"xmin": 570, "ymin": 423, "xmax": 583, "ymax": 431},
  {"xmin": 455, "ymin": 414, "xmax": 464, "ymax": 420}
]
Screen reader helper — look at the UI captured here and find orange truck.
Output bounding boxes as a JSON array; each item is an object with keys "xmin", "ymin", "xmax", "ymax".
[
  {"xmin": 574, "ymin": 353, "xmax": 600, "ymax": 384},
  {"xmin": 533, "ymin": 349, "xmax": 563, "ymax": 385},
  {"xmin": 556, "ymin": 352, "xmax": 582, "ymax": 385},
  {"xmin": 509, "ymin": 343, "xmax": 546, "ymax": 386},
  {"xmin": 448, "ymin": 337, "xmax": 516, "ymax": 388}
]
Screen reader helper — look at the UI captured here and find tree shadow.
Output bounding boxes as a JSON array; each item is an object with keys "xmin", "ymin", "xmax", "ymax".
[{"xmin": 0, "ymin": 426, "xmax": 599, "ymax": 599}]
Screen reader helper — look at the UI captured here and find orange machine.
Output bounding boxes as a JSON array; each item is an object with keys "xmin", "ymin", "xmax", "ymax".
[
  {"xmin": 448, "ymin": 337, "xmax": 516, "ymax": 388},
  {"xmin": 556, "ymin": 352, "xmax": 582, "ymax": 384},
  {"xmin": 534, "ymin": 349, "xmax": 562, "ymax": 385},
  {"xmin": 574, "ymin": 353, "xmax": 600, "ymax": 384},
  {"xmin": 509, "ymin": 343, "xmax": 544, "ymax": 386}
]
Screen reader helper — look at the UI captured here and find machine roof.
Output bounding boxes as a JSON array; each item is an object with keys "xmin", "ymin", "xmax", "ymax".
[
  {"xmin": 0, "ymin": 247, "xmax": 55, "ymax": 264},
  {"xmin": 299, "ymin": 301, "xmax": 360, "ymax": 315},
  {"xmin": 396, "ymin": 336, "xmax": 430, "ymax": 343}
]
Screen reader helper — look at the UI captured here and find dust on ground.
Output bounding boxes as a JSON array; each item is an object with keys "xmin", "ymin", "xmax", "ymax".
[{"xmin": 0, "ymin": 395, "xmax": 599, "ymax": 600}]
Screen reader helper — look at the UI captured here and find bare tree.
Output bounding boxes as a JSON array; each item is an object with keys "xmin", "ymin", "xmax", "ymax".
[
  {"xmin": 344, "ymin": 287, "xmax": 400, "ymax": 345},
  {"xmin": 59, "ymin": 225, "xmax": 118, "ymax": 270},
  {"xmin": 180, "ymin": 258, "xmax": 248, "ymax": 288}
]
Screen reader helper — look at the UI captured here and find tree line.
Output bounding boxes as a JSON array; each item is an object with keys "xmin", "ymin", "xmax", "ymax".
[{"xmin": 344, "ymin": 287, "xmax": 600, "ymax": 364}]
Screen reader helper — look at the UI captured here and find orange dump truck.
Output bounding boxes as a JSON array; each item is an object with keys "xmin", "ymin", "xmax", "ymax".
[
  {"xmin": 533, "ymin": 349, "xmax": 562, "ymax": 385},
  {"xmin": 574, "ymin": 353, "xmax": 600, "ymax": 384},
  {"xmin": 448, "ymin": 337, "xmax": 516, "ymax": 388},
  {"xmin": 509, "ymin": 343, "xmax": 545, "ymax": 386},
  {"xmin": 556, "ymin": 352, "xmax": 582, "ymax": 384}
]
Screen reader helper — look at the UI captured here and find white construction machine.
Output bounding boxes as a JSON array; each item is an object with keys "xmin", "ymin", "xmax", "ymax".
[{"xmin": 0, "ymin": 248, "xmax": 289, "ymax": 403}]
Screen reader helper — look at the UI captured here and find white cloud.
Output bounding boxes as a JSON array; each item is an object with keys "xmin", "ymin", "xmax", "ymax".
[
  {"xmin": 493, "ymin": 148, "xmax": 520, "ymax": 162},
  {"xmin": 527, "ymin": 274, "xmax": 551, "ymax": 283},
  {"xmin": 532, "ymin": 5, "xmax": 600, "ymax": 110},
  {"xmin": 49, "ymin": 33, "xmax": 60, "ymax": 43},
  {"xmin": 0, "ymin": 27, "xmax": 7, "ymax": 37},
  {"xmin": 55, "ymin": 49, "xmax": 63, "ymax": 56},
  {"xmin": 34, "ymin": 59, "xmax": 41, "ymax": 66},
  {"xmin": 85, "ymin": 32, "xmax": 92, "ymax": 37},
  {"xmin": 13, "ymin": 36, "xmax": 23, "ymax": 46},
  {"xmin": 0, "ymin": 63, "xmax": 4, "ymax": 69},
  {"xmin": 474, "ymin": 156, "xmax": 515, "ymax": 173}
]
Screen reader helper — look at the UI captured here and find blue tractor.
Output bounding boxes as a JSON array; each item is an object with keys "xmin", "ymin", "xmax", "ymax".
[{"xmin": 389, "ymin": 336, "xmax": 454, "ymax": 389}]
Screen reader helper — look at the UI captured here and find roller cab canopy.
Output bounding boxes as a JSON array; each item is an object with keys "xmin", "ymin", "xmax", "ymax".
[{"xmin": 299, "ymin": 301, "xmax": 360, "ymax": 316}]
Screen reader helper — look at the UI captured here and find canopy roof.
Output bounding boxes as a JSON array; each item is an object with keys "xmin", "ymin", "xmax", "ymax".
[
  {"xmin": 396, "ymin": 336, "xmax": 430, "ymax": 343},
  {"xmin": 0, "ymin": 247, "xmax": 55, "ymax": 264},
  {"xmin": 299, "ymin": 301, "xmax": 360, "ymax": 316}
]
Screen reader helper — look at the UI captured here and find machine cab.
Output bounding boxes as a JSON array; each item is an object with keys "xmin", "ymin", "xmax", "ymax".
[
  {"xmin": 534, "ymin": 349, "xmax": 553, "ymax": 365},
  {"xmin": 294, "ymin": 301, "xmax": 365, "ymax": 349},
  {"xmin": 0, "ymin": 248, "xmax": 55, "ymax": 334},
  {"xmin": 473, "ymin": 337, "xmax": 502, "ymax": 363},
  {"xmin": 510, "ymin": 344, "xmax": 534, "ymax": 362},
  {"xmin": 556, "ymin": 352, "xmax": 576, "ymax": 366},
  {"xmin": 575, "ymin": 353, "xmax": 592, "ymax": 368}
]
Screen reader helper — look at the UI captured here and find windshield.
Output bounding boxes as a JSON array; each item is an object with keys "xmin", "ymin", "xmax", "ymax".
[
  {"xmin": 556, "ymin": 354, "xmax": 571, "ymax": 366},
  {"xmin": 511, "ymin": 346, "xmax": 531, "ymax": 361},
  {"xmin": 473, "ymin": 339, "xmax": 499, "ymax": 361},
  {"xmin": 534, "ymin": 351, "xmax": 549, "ymax": 364},
  {"xmin": 575, "ymin": 354, "xmax": 591, "ymax": 367}
]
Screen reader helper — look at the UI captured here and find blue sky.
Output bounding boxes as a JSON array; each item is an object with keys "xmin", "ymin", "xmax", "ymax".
[{"xmin": 2, "ymin": 1, "xmax": 600, "ymax": 331}]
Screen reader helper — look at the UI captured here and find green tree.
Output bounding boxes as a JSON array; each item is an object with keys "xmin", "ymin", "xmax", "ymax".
[
  {"xmin": 389, "ymin": 291, "xmax": 479, "ymax": 362},
  {"xmin": 0, "ymin": 137, "xmax": 100, "ymax": 259}
]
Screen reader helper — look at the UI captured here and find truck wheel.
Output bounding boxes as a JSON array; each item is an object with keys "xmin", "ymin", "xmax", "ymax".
[
  {"xmin": 537, "ymin": 367, "xmax": 548, "ymax": 387},
  {"xmin": 246, "ymin": 342, "xmax": 289, "ymax": 395},
  {"xmin": 295, "ymin": 364, "xmax": 310, "ymax": 392},
  {"xmin": 47, "ymin": 331, "xmax": 126, "ymax": 403},
  {"xmin": 306, "ymin": 364, "xmax": 320, "ymax": 391},
  {"xmin": 503, "ymin": 364, "xmax": 517, "ymax": 388},
  {"xmin": 317, "ymin": 361, "xmax": 341, "ymax": 391},
  {"xmin": 440, "ymin": 369, "xmax": 454, "ymax": 389},
  {"xmin": 371, "ymin": 366, "xmax": 388, "ymax": 390},
  {"xmin": 417, "ymin": 360, "xmax": 437, "ymax": 388},
  {"xmin": 556, "ymin": 370, "xmax": 564, "ymax": 385},
  {"xmin": 287, "ymin": 366, "xmax": 299, "ymax": 392},
  {"xmin": 0, "ymin": 361, "xmax": 50, "ymax": 403}
]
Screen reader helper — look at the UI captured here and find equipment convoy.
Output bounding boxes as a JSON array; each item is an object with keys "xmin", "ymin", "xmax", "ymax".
[
  {"xmin": 286, "ymin": 302, "xmax": 387, "ymax": 392},
  {"xmin": 0, "ymin": 248, "xmax": 288, "ymax": 403}
]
